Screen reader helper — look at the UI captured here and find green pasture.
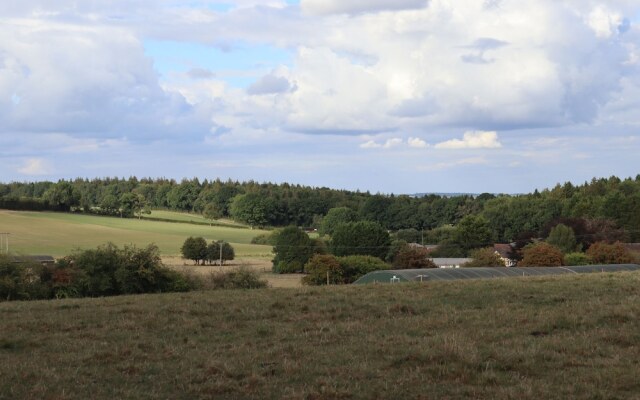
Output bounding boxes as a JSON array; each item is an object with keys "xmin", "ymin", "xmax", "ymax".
[
  {"xmin": 144, "ymin": 210, "xmax": 245, "ymax": 227},
  {"xmin": 0, "ymin": 210, "xmax": 271, "ymax": 258}
]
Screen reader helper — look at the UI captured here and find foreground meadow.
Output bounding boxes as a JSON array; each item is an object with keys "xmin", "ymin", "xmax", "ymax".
[
  {"xmin": 0, "ymin": 210, "xmax": 270, "ymax": 258},
  {"xmin": 1, "ymin": 272, "xmax": 639, "ymax": 399}
]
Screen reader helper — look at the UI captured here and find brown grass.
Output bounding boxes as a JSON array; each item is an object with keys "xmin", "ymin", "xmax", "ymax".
[{"xmin": 1, "ymin": 272, "xmax": 640, "ymax": 399}]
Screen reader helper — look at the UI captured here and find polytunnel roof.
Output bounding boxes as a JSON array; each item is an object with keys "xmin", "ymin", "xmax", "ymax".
[{"xmin": 353, "ymin": 264, "xmax": 640, "ymax": 284}]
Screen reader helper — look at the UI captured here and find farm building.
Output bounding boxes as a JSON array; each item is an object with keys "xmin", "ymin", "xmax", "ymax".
[
  {"xmin": 11, "ymin": 255, "xmax": 55, "ymax": 266},
  {"xmin": 430, "ymin": 258, "xmax": 472, "ymax": 268},
  {"xmin": 353, "ymin": 264, "xmax": 640, "ymax": 284}
]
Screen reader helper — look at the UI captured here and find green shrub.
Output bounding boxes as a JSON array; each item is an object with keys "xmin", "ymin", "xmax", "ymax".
[
  {"xmin": 303, "ymin": 254, "xmax": 343, "ymax": 285},
  {"xmin": 67, "ymin": 243, "xmax": 196, "ymax": 297},
  {"xmin": 0, "ymin": 256, "xmax": 49, "ymax": 301},
  {"xmin": 273, "ymin": 260, "xmax": 303, "ymax": 274},
  {"xmin": 207, "ymin": 268, "xmax": 268, "ymax": 289},
  {"xmin": 338, "ymin": 255, "xmax": 390, "ymax": 284},
  {"xmin": 564, "ymin": 252, "xmax": 591, "ymax": 266}
]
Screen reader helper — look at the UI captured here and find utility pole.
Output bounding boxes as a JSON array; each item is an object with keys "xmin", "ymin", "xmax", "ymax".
[{"xmin": 0, "ymin": 233, "xmax": 9, "ymax": 254}]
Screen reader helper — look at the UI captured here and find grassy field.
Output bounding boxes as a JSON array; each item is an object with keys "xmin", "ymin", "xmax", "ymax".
[
  {"xmin": 1, "ymin": 272, "xmax": 640, "ymax": 399},
  {"xmin": 145, "ymin": 210, "xmax": 245, "ymax": 227},
  {"xmin": 0, "ymin": 210, "xmax": 271, "ymax": 258}
]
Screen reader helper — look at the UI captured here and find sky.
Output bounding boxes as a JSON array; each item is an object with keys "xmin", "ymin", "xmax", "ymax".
[{"xmin": 1, "ymin": 0, "xmax": 639, "ymax": 194}]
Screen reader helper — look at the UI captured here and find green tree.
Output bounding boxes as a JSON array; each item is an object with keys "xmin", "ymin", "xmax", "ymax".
[
  {"xmin": 181, "ymin": 237, "xmax": 208, "ymax": 265},
  {"xmin": 330, "ymin": 221, "xmax": 391, "ymax": 260},
  {"xmin": 206, "ymin": 241, "xmax": 235, "ymax": 265},
  {"xmin": 272, "ymin": 226, "xmax": 313, "ymax": 273},
  {"xmin": 546, "ymin": 223, "xmax": 579, "ymax": 254},
  {"xmin": 395, "ymin": 228, "xmax": 421, "ymax": 244},
  {"xmin": 519, "ymin": 243, "xmax": 564, "ymax": 267},
  {"xmin": 463, "ymin": 247, "xmax": 505, "ymax": 268},
  {"xmin": 100, "ymin": 194, "xmax": 120, "ymax": 215},
  {"xmin": 229, "ymin": 193, "xmax": 277, "ymax": 228},
  {"xmin": 43, "ymin": 181, "xmax": 80, "ymax": 211},
  {"xmin": 453, "ymin": 215, "xmax": 494, "ymax": 254},
  {"xmin": 319, "ymin": 207, "xmax": 358, "ymax": 236},
  {"xmin": 203, "ymin": 203, "xmax": 223, "ymax": 226}
]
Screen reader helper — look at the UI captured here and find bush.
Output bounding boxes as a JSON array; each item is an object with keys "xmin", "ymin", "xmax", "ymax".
[
  {"xmin": 207, "ymin": 268, "xmax": 268, "ymax": 289},
  {"xmin": 392, "ymin": 245, "xmax": 437, "ymax": 270},
  {"xmin": 0, "ymin": 256, "xmax": 49, "ymax": 301},
  {"xmin": 338, "ymin": 255, "xmax": 390, "ymax": 283},
  {"xmin": 303, "ymin": 254, "xmax": 343, "ymax": 285},
  {"xmin": 67, "ymin": 243, "xmax": 195, "ymax": 296},
  {"xmin": 564, "ymin": 252, "xmax": 591, "ymax": 266},
  {"xmin": 464, "ymin": 247, "xmax": 505, "ymax": 268},
  {"xmin": 518, "ymin": 242, "xmax": 564, "ymax": 267},
  {"xmin": 586, "ymin": 241, "xmax": 635, "ymax": 264}
]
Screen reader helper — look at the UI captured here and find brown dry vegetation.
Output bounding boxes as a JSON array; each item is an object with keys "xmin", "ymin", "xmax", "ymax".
[{"xmin": 1, "ymin": 272, "xmax": 640, "ymax": 399}]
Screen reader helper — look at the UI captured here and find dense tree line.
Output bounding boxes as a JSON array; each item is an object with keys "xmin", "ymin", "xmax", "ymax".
[{"xmin": 2, "ymin": 175, "xmax": 640, "ymax": 241}]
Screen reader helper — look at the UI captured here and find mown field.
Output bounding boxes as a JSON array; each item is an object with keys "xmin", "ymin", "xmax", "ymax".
[
  {"xmin": 0, "ymin": 210, "xmax": 271, "ymax": 258},
  {"xmin": 1, "ymin": 272, "xmax": 640, "ymax": 399}
]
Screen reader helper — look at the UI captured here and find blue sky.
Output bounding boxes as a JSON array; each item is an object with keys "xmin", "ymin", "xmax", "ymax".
[{"xmin": 1, "ymin": 0, "xmax": 639, "ymax": 194}]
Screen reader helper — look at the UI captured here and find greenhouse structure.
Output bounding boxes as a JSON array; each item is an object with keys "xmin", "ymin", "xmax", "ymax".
[{"xmin": 353, "ymin": 264, "xmax": 640, "ymax": 285}]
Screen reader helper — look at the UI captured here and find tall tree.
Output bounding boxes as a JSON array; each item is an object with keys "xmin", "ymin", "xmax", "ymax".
[{"xmin": 330, "ymin": 221, "xmax": 391, "ymax": 260}]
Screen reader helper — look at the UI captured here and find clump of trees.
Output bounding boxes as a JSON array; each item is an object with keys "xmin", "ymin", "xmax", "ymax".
[
  {"xmin": 181, "ymin": 237, "xmax": 235, "ymax": 266},
  {"xmin": 0, "ymin": 244, "xmax": 193, "ymax": 301}
]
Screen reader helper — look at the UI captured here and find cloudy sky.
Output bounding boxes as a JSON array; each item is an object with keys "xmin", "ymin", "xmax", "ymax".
[{"xmin": 1, "ymin": 1, "xmax": 639, "ymax": 194}]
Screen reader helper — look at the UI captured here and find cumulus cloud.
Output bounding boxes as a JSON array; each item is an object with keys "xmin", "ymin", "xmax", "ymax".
[
  {"xmin": 435, "ymin": 131, "xmax": 502, "ymax": 149},
  {"xmin": 0, "ymin": 18, "xmax": 210, "ymax": 141},
  {"xmin": 247, "ymin": 73, "xmax": 295, "ymax": 95},
  {"xmin": 301, "ymin": 0, "xmax": 429, "ymax": 15},
  {"xmin": 18, "ymin": 158, "xmax": 52, "ymax": 175},
  {"xmin": 360, "ymin": 138, "xmax": 403, "ymax": 149},
  {"xmin": 408, "ymin": 137, "xmax": 428, "ymax": 148}
]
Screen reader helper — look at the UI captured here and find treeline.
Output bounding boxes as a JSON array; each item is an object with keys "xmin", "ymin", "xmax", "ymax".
[{"xmin": 1, "ymin": 175, "xmax": 640, "ymax": 241}]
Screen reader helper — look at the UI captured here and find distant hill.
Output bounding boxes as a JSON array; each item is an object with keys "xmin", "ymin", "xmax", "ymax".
[{"xmin": 411, "ymin": 192, "xmax": 481, "ymax": 198}]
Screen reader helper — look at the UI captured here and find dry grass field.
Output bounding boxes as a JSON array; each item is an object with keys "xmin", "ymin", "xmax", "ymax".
[{"xmin": 2, "ymin": 271, "xmax": 640, "ymax": 399}]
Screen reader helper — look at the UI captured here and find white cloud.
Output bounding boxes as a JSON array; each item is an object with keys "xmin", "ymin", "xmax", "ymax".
[
  {"xmin": 408, "ymin": 137, "xmax": 428, "ymax": 148},
  {"xmin": 17, "ymin": 158, "xmax": 52, "ymax": 175},
  {"xmin": 360, "ymin": 138, "xmax": 404, "ymax": 149},
  {"xmin": 301, "ymin": 0, "xmax": 428, "ymax": 15},
  {"xmin": 247, "ymin": 73, "xmax": 295, "ymax": 95},
  {"xmin": 435, "ymin": 131, "xmax": 502, "ymax": 149}
]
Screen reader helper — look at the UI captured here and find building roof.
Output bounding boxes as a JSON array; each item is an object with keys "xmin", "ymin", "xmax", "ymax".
[
  {"xmin": 429, "ymin": 258, "xmax": 472, "ymax": 266},
  {"xmin": 493, "ymin": 244, "xmax": 513, "ymax": 258},
  {"xmin": 11, "ymin": 255, "xmax": 55, "ymax": 263}
]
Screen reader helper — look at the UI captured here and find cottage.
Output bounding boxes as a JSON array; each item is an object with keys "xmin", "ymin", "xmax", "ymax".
[{"xmin": 493, "ymin": 244, "xmax": 516, "ymax": 267}]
